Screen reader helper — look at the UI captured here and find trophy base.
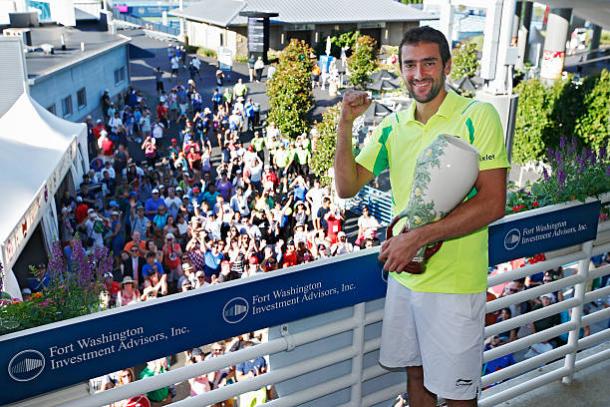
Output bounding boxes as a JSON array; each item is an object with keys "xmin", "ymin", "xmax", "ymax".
[{"xmin": 386, "ymin": 218, "xmax": 443, "ymax": 274}]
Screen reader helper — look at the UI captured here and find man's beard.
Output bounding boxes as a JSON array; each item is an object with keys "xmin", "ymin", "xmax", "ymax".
[{"xmin": 406, "ymin": 74, "xmax": 446, "ymax": 103}]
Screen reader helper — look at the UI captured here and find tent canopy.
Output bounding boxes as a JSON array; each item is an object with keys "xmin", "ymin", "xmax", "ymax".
[{"xmin": 0, "ymin": 92, "xmax": 86, "ymax": 252}]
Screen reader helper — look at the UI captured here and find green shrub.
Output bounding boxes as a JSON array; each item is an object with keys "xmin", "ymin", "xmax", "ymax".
[
  {"xmin": 574, "ymin": 69, "xmax": 610, "ymax": 151},
  {"xmin": 266, "ymin": 39, "xmax": 314, "ymax": 138},
  {"xmin": 234, "ymin": 54, "xmax": 249, "ymax": 63},
  {"xmin": 450, "ymin": 42, "xmax": 479, "ymax": 82},
  {"xmin": 513, "ymin": 69, "xmax": 610, "ymax": 164}
]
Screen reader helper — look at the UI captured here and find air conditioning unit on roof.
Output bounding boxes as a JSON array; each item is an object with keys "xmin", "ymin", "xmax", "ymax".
[{"xmin": 3, "ymin": 28, "xmax": 32, "ymax": 46}]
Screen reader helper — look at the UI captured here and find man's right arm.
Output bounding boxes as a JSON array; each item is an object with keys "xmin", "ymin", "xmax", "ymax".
[{"xmin": 334, "ymin": 91, "xmax": 374, "ymax": 198}]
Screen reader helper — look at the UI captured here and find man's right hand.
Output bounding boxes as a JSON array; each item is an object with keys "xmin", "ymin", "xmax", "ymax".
[{"xmin": 341, "ymin": 90, "xmax": 372, "ymax": 122}]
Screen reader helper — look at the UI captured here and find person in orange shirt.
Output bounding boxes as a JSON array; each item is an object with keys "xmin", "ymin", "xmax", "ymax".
[{"xmin": 123, "ymin": 231, "xmax": 147, "ymax": 257}]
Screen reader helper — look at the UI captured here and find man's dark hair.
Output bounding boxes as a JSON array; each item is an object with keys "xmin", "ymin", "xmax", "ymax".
[{"xmin": 398, "ymin": 26, "xmax": 451, "ymax": 68}]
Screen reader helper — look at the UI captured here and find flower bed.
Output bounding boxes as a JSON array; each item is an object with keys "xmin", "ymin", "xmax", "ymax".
[
  {"xmin": 0, "ymin": 240, "xmax": 112, "ymax": 335},
  {"xmin": 507, "ymin": 137, "xmax": 610, "ymax": 217}
]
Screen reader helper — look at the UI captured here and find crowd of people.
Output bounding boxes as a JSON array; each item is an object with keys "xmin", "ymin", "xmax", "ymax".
[
  {"xmin": 51, "ymin": 48, "xmax": 382, "ymax": 405},
  {"xmin": 482, "ymin": 252, "xmax": 610, "ymax": 381}
]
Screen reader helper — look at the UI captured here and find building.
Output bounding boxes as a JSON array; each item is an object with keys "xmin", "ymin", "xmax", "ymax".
[
  {"xmin": 170, "ymin": 0, "xmax": 435, "ymax": 57},
  {"xmin": 22, "ymin": 25, "xmax": 130, "ymax": 122}
]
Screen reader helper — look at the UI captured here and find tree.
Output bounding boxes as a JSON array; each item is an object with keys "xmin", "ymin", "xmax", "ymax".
[
  {"xmin": 266, "ymin": 39, "xmax": 314, "ymax": 138},
  {"xmin": 310, "ymin": 104, "xmax": 342, "ymax": 187},
  {"xmin": 450, "ymin": 42, "xmax": 479, "ymax": 82},
  {"xmin": 348, "ymin": 35, "xmax": 378, "ymax": 89}
]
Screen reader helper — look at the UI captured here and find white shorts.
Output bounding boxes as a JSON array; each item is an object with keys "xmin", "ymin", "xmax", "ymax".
[{"xmin": 379, "ymin": 277, "xmax": 485, "ymax": 400}]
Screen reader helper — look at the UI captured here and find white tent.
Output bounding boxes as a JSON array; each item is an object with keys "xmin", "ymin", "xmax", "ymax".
[{"xmin": 0, "ymin": 93, "xmax": 88, "ymax": 299}]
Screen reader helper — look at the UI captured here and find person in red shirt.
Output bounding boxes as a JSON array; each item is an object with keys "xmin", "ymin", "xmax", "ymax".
[
  {"xmin": 282, "ymin": 240, "xmax": 297, "ymax": 268},
  {"xmin": 74, "ymin": 196, "xmax": 89, "ymax": 225},
  {"xmin": 325, "ymin": 205, "xmax": 343, "ymax": 244},
  {"xmin": 156, "ymin": 101, "xmax": 168, "ymax": 128},
  {"xmin": 92, "ymin": 119, "xmax": 106, "ymax": 140},
  {"xmin": 162, "ymin": 232, "xmax": 183, "ymax": 281},
  {"xmin": 99, "ymin": 130, "xmax": 114, "ymax": 158}
]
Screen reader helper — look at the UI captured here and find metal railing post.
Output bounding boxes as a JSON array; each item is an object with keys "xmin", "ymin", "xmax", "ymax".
[
  {"xmin": 562, "ymin": 240, "xmax": 593, "ymax": 384},
  {"xmin": 350, "ymin": 303, "xmax": 366, "ymax": 406}
]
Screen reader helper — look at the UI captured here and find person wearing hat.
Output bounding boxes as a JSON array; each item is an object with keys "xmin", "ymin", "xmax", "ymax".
[
  {"xmin": 21, "ymin": 288, "xmax": 32, "ymax": 302},
  {"xmin": 103, "ymin": 272, "xmax": 121, "ymax": 306},
  {"xmin": 331, "ymin": 231, "xmax": 353, "ymax": 256},
  {"xmin": 187, "ymin": 348, "xmax": 212, "ymax": 396},
  {"xmin": 116, "ymin": 276, "xmax": 140, "ymax": 306},
  {"xmin": 194, "ymin": 270, "xmax": 208, "ymax": 288},
  {"xmin": 107, "ymin": 209, "xmax": 125, "ymax": 256},
  {"xmin": 145, "ymin": 188, "xmax": 165, "ymax": 220}
]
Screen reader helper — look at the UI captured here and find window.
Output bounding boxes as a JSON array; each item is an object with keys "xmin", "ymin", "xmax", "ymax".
[
  {"xmin": 61, "ymin": 95, "xmax": 72, "ymax": 117},
  {"xmin": 114, "ymin": 67, "xmax": 126, "ymax": 85},
  {"xmin": 77, "ymin": 87, "xmax": 87, "ymax": 110},
  {"xmin": 47, "ymin": 104, "xmax": 56, "ymax": 115}
]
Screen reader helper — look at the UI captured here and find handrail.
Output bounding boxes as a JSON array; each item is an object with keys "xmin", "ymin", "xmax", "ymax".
[{"xmin": 6, "ymin": 199, "xmax": 610, "ymax": 407}]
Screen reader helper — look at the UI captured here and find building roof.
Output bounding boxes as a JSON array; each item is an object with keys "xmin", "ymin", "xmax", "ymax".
[
  {"xmin": 23, "ymin": 25, "xmax": 130, "ymax": 85},
  {"xmin": 170, "ymin": 0, "xmax": 435, "ymax": 27}
]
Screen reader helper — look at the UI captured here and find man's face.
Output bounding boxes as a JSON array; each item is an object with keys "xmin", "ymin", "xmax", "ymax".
[{"xmin": 400, "ymin": 41, "xmax": 451, "ymax": 103}]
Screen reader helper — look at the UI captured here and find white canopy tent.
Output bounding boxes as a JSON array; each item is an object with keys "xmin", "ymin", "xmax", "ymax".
[{"xmin": 0, "ymin": 92, "xmax": 88, "ymax": 299}]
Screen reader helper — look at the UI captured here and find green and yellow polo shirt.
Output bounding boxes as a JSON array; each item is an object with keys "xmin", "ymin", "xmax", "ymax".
[{"xmin": 355, "ymin": 90, "xmax": 510, "ymax": 294}]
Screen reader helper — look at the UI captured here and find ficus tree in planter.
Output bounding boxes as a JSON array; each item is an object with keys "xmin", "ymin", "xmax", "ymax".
[
  {"xmin": 266, "ymin": 39, "xmax": 314, "ymax": 138},
  {"xmin": 348, "ymin": 35, "xmax": 378, "ymax": 90},
  {"xmin": 310, "ymin": 104, "xmax": 342, "ymax": 187}
]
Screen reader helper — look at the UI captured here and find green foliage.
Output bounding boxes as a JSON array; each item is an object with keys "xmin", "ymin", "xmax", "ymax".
[
  {"xmin": 197, "ymin": 47, "xmax": 217, "ymax": 59},
  {"xmin": 574, "ymin": 69, "xmax": 610, "ymax": 151},
  {"xmin": 348, "ymin": 35, "xmax": 379, "ymax": 90},
  {"xmin": 401, "ymin": 0, "xmax": 423, "ymax": 4},
  {"xmin": 513, "ymin": 70, "xmax": 610, "ymax": 164},
  {"xmin": 331, "ymin": 31, "xmax": 360, "ymax": 49},
  {"xmin": 450, "ymin": 42, "xmax": 479, "ymax": 81},
  {"xmin": 310, "ymin": 104, "xmax": 342, "ymax": 186},
  {"xmin": 513, "ymin": 79, "xmax": 556, "ymax": 163},
  {"xmin": 506, "ymin": 137, "xmax": 610, "ymax": 214},
  {"xmin": 266, "ymin": 39, "xmax": 314, "ymax": 138}
]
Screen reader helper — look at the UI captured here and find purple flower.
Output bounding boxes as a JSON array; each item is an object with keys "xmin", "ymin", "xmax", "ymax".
[
  {"xmin": 557, "ymin": 169, "xmax": 566, "ymax": 186},
  {"xmin": 554, "ymin": 150, "xmax": 562, "ymax": 166},
  {"xmin": 542, "ymin": 167, "xmax": 550, "ymax": 181},
  {"xmin": 71, "ymin": 239, "xmax": 92, "ymax": 289},
  {"xmin": 546, "ymin": 147, "xmax": 555, "ymax": 160},
  {"xmin": 47, "ymin": 242, "xmax": 66, "ymax": 280},
  {"xmin": 559, "ymin": 136, "xmax": 567, "ymax": 150},
  {"xmin": 599, "ymin": 146, "xmax": 607, "ymax": 160},
  {"xmin": 568, "ymin": 138, "xmax": 577, "ymax": 154}
]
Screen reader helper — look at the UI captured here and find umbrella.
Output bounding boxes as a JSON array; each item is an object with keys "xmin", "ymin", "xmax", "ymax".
[
  {"xmin": 325, "ymin": 36, "xmax": 332, "ymax": 56},
  {"xmin": 369, "ymin": 69, "xmax": 398, "ymax": 82},
  {"xmin": 367, "ymin": 77, "xmax": 401, "ymax": 92},
  {"xmin": 364, "ymin": 101, "xmax": 393, "ymax": 124}
]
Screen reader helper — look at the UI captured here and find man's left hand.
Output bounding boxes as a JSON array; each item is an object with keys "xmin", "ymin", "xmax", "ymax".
[{"xmin": 378, "ymin": 230, "xmax": 424, "ymax": 273}]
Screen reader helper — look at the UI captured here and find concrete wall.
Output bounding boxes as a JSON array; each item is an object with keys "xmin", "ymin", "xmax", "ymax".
[
  {"xmin": 188, "ymin": 20, "xmax": 420, "ymax": 56},
  {"xmin": 29, "ymin": 45, "xmax": 130, "ymax": 122}
]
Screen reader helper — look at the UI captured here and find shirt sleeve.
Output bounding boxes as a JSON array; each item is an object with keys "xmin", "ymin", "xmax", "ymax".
[
  {"xmin": 469, "ymin": 103, "xmax": 511, "ymax": 171},
  {"xmin": 354, "ymin": 114, "xmax": 395, "ymax": 176}
]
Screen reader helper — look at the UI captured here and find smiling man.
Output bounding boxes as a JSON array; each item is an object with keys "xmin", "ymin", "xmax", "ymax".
[{"xmin": 334, "ymin": 27, "xmax": 509, "ymax": 406}]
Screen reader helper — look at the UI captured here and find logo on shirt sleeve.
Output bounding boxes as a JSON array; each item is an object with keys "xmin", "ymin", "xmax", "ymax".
[{"xmin": 480, "ymin": 153, "xmax": 496, "ymax": 162}]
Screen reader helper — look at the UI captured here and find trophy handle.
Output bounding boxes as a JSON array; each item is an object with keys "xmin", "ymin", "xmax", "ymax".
[{"xmin": 385, "ymin": 215, "xmax": 443, "ymax": 274}]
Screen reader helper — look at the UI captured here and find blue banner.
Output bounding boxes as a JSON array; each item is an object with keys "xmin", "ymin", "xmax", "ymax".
[
  {"xmin": 0, "ymin": 252, "xmax": 386, "ymax": 405},
  {"xmin": 488, "ymin": 201, "xmax": 601, "ymax": 265}
]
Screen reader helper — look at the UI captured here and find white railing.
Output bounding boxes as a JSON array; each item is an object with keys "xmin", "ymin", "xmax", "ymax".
[{"xmin": 16, "ymin": 203, "xmax": 610, "ymax": 407}]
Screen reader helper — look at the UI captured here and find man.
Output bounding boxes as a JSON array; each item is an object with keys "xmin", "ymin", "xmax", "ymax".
[{"xmin": 333, "ymin": 27, "xmax": 509, "ymax": 406}]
